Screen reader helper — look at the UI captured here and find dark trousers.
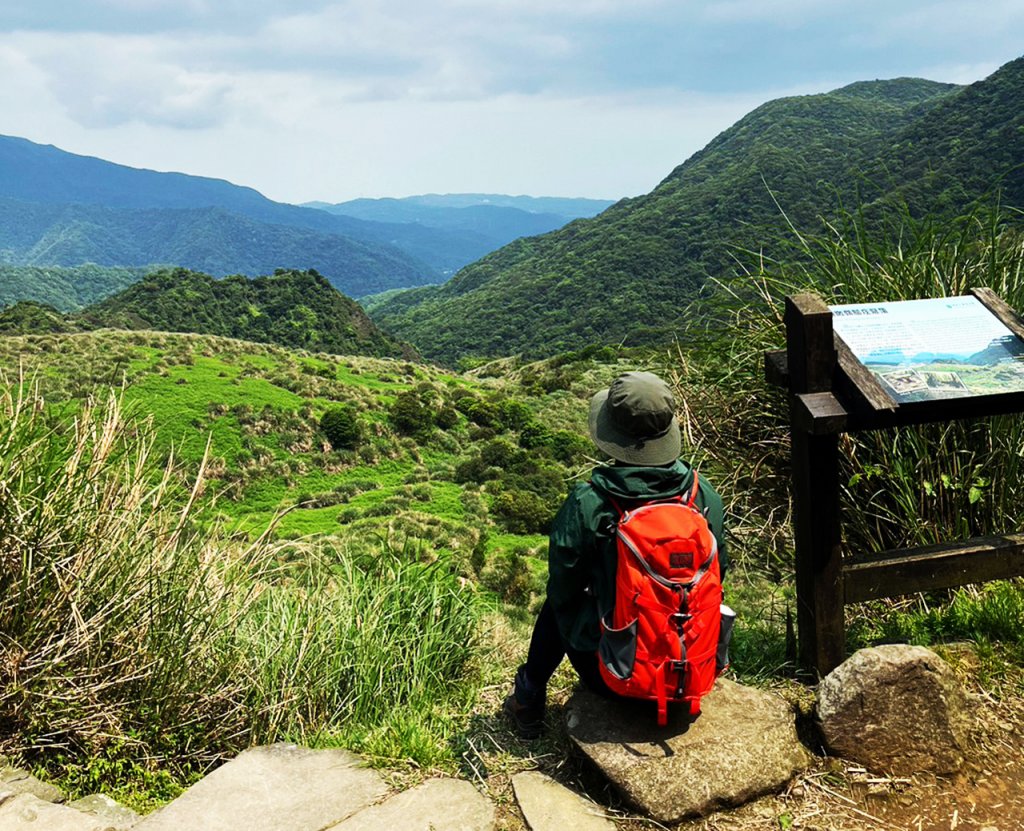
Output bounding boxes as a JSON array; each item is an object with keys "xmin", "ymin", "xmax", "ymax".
[{"xmin": 524, "ymin": 599, "xmax": 614, "ymax": 696}]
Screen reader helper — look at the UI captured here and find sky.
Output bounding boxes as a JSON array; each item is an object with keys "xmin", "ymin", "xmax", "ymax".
[{"xmin": 0, "ymin": 1, "xmax": 1022, "ymax": 205}]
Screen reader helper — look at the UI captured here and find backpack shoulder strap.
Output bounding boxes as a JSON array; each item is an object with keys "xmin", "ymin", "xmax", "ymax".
[{"xmin": 685, "ymin": 470, "xmax": 700, "ymax": 509}]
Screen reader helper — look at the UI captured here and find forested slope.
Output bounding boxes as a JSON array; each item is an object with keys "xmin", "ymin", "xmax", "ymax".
[
  {"xmin": 372, "ymin": 74, "xmax": 998, "ymax": 363},
  {"xmin": 0, "ymin": 268, "xmax": 413, "ymax": 358}
]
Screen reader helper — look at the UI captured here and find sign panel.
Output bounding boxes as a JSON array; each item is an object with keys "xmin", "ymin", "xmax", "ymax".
[{"xmin": 830, "ymin": 296, "xmax": 1024, "ymax": 404}]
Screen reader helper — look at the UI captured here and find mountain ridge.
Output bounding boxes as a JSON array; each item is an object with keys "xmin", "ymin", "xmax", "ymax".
[
  {"xmin": 0, "ymin": 136, "xmax": 599, "ymax": 280},
  {"xmin": 369, "ymin": 70, "xmax": 1024, "ymax": 364}
]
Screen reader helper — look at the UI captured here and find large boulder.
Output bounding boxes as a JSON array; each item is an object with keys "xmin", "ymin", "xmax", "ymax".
[
  {"xmin": 816, "ymin": 644, "xmax": 972, "ymax": 775},
  {"xmin": 566, "ymin": 678, "xmax": 811, "ymax": 823}
]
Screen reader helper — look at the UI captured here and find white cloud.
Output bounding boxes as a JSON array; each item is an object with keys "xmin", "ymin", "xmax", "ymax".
[
  {"xmin": 0, "ymin": 0, "xmax": 1020, "ymax": 206},
  {"xmin": 3, "ymin": 32, "xmax": 237, "ymax": 129}
]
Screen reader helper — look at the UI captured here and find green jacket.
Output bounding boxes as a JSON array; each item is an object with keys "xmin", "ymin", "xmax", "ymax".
[{"xmin": 546, "ymin": 459, "xmax": 727, "ymax": 653}]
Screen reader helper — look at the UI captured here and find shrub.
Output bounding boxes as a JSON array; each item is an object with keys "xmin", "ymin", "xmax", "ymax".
[
  {"xmin": 491, "ymin": 488, "xmax": 555, "ymax": 534},
  {"xmin": 518, "ymin": 420, "xmax": 552, "ymax": 450},
  {"xmin": 434, "ymin": 405, "xmax": 459, "ymax": 430},
  {"xmin": 481, "ymin": 547, "xmax": 538, "ymax": 605},
  {"xmin": 390, "ymin": 390, "xmax": 433, "ymax": 438},
  {"xmin": 320, "ymin": 404, "xmax": 362, "ymax": 450},
  {"xmin": 465, "ymin": 398, "xmax": 500, "ymax": 428}
]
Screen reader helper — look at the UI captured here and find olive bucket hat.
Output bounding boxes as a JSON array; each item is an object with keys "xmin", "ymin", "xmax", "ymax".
[{"xmin": 588, "ymin": 371, "xmax": 681, "ymax": 465}]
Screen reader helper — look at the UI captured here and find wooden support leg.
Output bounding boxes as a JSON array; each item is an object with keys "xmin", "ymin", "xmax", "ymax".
[{"xmin": 792, "ymin": 428, "xmax": 845, "ymax": 677}]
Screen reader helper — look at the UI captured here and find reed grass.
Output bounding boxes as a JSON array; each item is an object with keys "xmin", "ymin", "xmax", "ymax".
[
  {"xmin": 675, "ymin": 201, "xmax": 1024, "ymax": 653},
  {"xmin": 0, "ymin": 382, "xmax": 481, "ymax": 797}
]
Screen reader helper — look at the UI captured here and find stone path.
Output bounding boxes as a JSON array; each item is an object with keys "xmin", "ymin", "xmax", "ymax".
[
  {"xmin": 0, "ymin": 744, "xmax": 603, "ymax": 831},
  {"xmin": 0, "ymin": 682, "xmax": 811, "ymax": 830}
]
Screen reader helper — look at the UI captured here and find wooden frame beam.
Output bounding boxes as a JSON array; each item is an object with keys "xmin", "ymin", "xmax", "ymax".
[{"xmin": 844, "ymin": 535, "xmax": 1024, "ymax": 603}]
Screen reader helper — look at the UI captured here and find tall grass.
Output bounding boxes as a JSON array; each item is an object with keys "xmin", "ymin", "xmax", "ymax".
[
  {"xmin": 672, "ymin": 202, "xmax": 1024, "ymax": 658},
  {"xmin": 0, "ymin": 383, "xmax": 481, "ymax": 796},
  {"xmin": 683, "ymin": 203, "xmax": 1024, "ymax": 560}
]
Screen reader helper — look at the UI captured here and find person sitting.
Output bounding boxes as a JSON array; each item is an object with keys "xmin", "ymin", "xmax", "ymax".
[{"xmin": 504, "ymin": 370, "xmax": 727, "ymax": 738}]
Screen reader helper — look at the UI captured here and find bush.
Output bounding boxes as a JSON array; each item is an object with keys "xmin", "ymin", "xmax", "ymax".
[
  {"xmin": 434, "ymin": 405, "xmax": 459, "ymax": 430},
  {"xmin": 390, "ymin": 390, "xmax": 434, "ymax": 438},
  {"xmin": 491, "ymin": 488, "xmax": 555, "ymax": 534},
  {"xmin": 481, "ymin": 547, "xmax": 537, "ymax": 604},
  {"xmin": 320, "ymin": 404, "xmax": 362, "ymax": 450},
  {"xmin": 498, "ymin": 398, "xmax": 533, "ymax": 431},
  {"xmin": 465, "ymin": 398, "xmax": 500, "ymax": 428}
]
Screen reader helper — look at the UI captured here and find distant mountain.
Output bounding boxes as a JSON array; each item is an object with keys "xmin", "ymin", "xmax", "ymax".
[
  {"xmin": 0, "ymin": 135, "xmax": 605, "ymax": 282},
  {"xmin": 303, "ymin": 194, "xmax": 615, "ymax": 274},
  {"xmin": 0, "ymin": 196, "xmax": 431, "ymax": 298},
  {"xmin": 73, "ymin": 268, "xmax": 414, "ymax": 358},
  {"xmin": 0, "ymin": 135, "xmax": 451, "ymax": 293},
  {"xmin": 307, "ymin": 194, "xmax": 613, "ymax": 223},
  {"xmin": 373, "ymin": 75, "xmax": 966, "ymax": 362},
  {"xmin": 0, "ymin": 264, "xmax": 147, "ymax": 312}
]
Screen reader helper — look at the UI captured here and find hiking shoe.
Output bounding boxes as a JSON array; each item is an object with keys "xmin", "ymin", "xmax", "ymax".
[{"xmin": 503, "ymin": 665, "xmax": 545, "ymax": 739}]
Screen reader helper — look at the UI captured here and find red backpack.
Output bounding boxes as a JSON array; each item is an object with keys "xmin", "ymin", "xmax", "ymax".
[{"xmin": 597, "ymin": 472, "xmax": 724, "ymax": 725}]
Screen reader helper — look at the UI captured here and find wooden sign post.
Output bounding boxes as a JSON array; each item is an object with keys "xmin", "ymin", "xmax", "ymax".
[{"xmin": 767, "ymin": 288, "xmax": 1024, "ymax": 677}]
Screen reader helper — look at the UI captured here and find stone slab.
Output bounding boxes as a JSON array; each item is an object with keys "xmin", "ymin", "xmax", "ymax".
[
  {"xmin": 0, "ymin": 793, "xmax": 112, "ymax": 831},
  {"xmin": 0, "ymin": 768, "xmax": 65, "ymax": 804},
  {"xmin": 67, "ymin": 795, "xmax": 140, "ymax": 829},
  {"xmin": 134, "ymin": 744, "xmax": 386, "ymax": 831},
  {"xmin": 329, "ymin": 778, "xmax": 494, "ymax": 831},
  {"xmin": 567, "ymin": 678, "xmax": 811, "ymax": 823},
  {"xmin": 511, "ymin": 771, "xmax": 614, "ymax": 831}
]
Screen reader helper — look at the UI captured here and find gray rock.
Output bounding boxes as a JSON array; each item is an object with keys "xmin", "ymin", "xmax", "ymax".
[
  {"xmin": 329, "ymin": 778, "xmax": 494, "ymax": 831},
  {"xmin": 816, "ymin": 644, "xmax": 971, "ymax": 775},
  {"xmin": 134, "ymin": 743, "xmax": 386, "ymax": 831},
  {"xmin": 0, "ymin": 768, "xmax": 65, "ymax": 804},
  {"xmin": 566, "ymin": 678, "xmax": 811, "ymax": 823},
  {"xmin": 0, "ymin": 793, "xmax": 112, "ymax": 830},
  {"xmin": 511, "ymin": 771, "xmax": 614, "ymax": 831},
  {"xmin": 66, "ymin": 795, "xmax": 139, "ymax": 829}
]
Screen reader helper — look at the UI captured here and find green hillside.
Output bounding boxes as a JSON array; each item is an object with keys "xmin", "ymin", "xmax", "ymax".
[
  {"xmin": 0, "ymin": 264, "xmax": 147, "ymax": 311},
  {"xmin": 0, "ymin": 301, "xmax": 80, "ymax": 335},
  {"xmin": 871, "ymin": 57, "xmax": 1024, "ymax": 216},
  {"xmin": 371, "ymin": 73, "xmax": 995, "ymax": 363},
  {"xmin": 70, "ymin": 268, "xmax": 411, "ymax": 359},
  {"xmin": 0, "ymin": 328, "xmax": 635, "ymax": 557}
]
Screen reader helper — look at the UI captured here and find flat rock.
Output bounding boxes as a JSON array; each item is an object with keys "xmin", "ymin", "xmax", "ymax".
[
  {"xmin": 0, "ymin": 793, "xmax": 112, "ymax": 830},
  {"xmin": 134, "ymin": 743, "xmax": 386, "ymax": 831},
  {"xmin": 66, "ymin": 795, "xmax": 139, "ymax": 829},
  {"xmin": 511, "ymin": 771, "xmax": 614, "ymax": 831},
  {"xmin": 816, "ymin": 645, "xmax": 971, "ymax": 775},
  {"xmin": 0, "ymin": 768, "xmax": 65, "ymax": 804},
  {"xmin": 328, "ymin": 778, "xmax": 494, "ymax": 831},
  {"xmin": 567, "ymin": 678, "xmax": 811, "ymax": 823}
]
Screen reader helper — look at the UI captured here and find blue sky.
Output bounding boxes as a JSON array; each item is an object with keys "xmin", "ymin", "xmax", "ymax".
[{"xmin": 0, "ymin": 1, "xmax": 1021, "ymax": 204}]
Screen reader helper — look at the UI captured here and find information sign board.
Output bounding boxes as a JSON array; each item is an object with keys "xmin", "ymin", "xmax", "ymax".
[{"xmin": 830, "ymin": 296, "xmax": 1024, "ymax": 404}]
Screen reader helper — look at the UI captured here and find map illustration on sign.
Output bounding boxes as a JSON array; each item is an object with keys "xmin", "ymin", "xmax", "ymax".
[{"xmin": 830, "ymin": 296, "xmax": 1024, "ymax": 404}]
